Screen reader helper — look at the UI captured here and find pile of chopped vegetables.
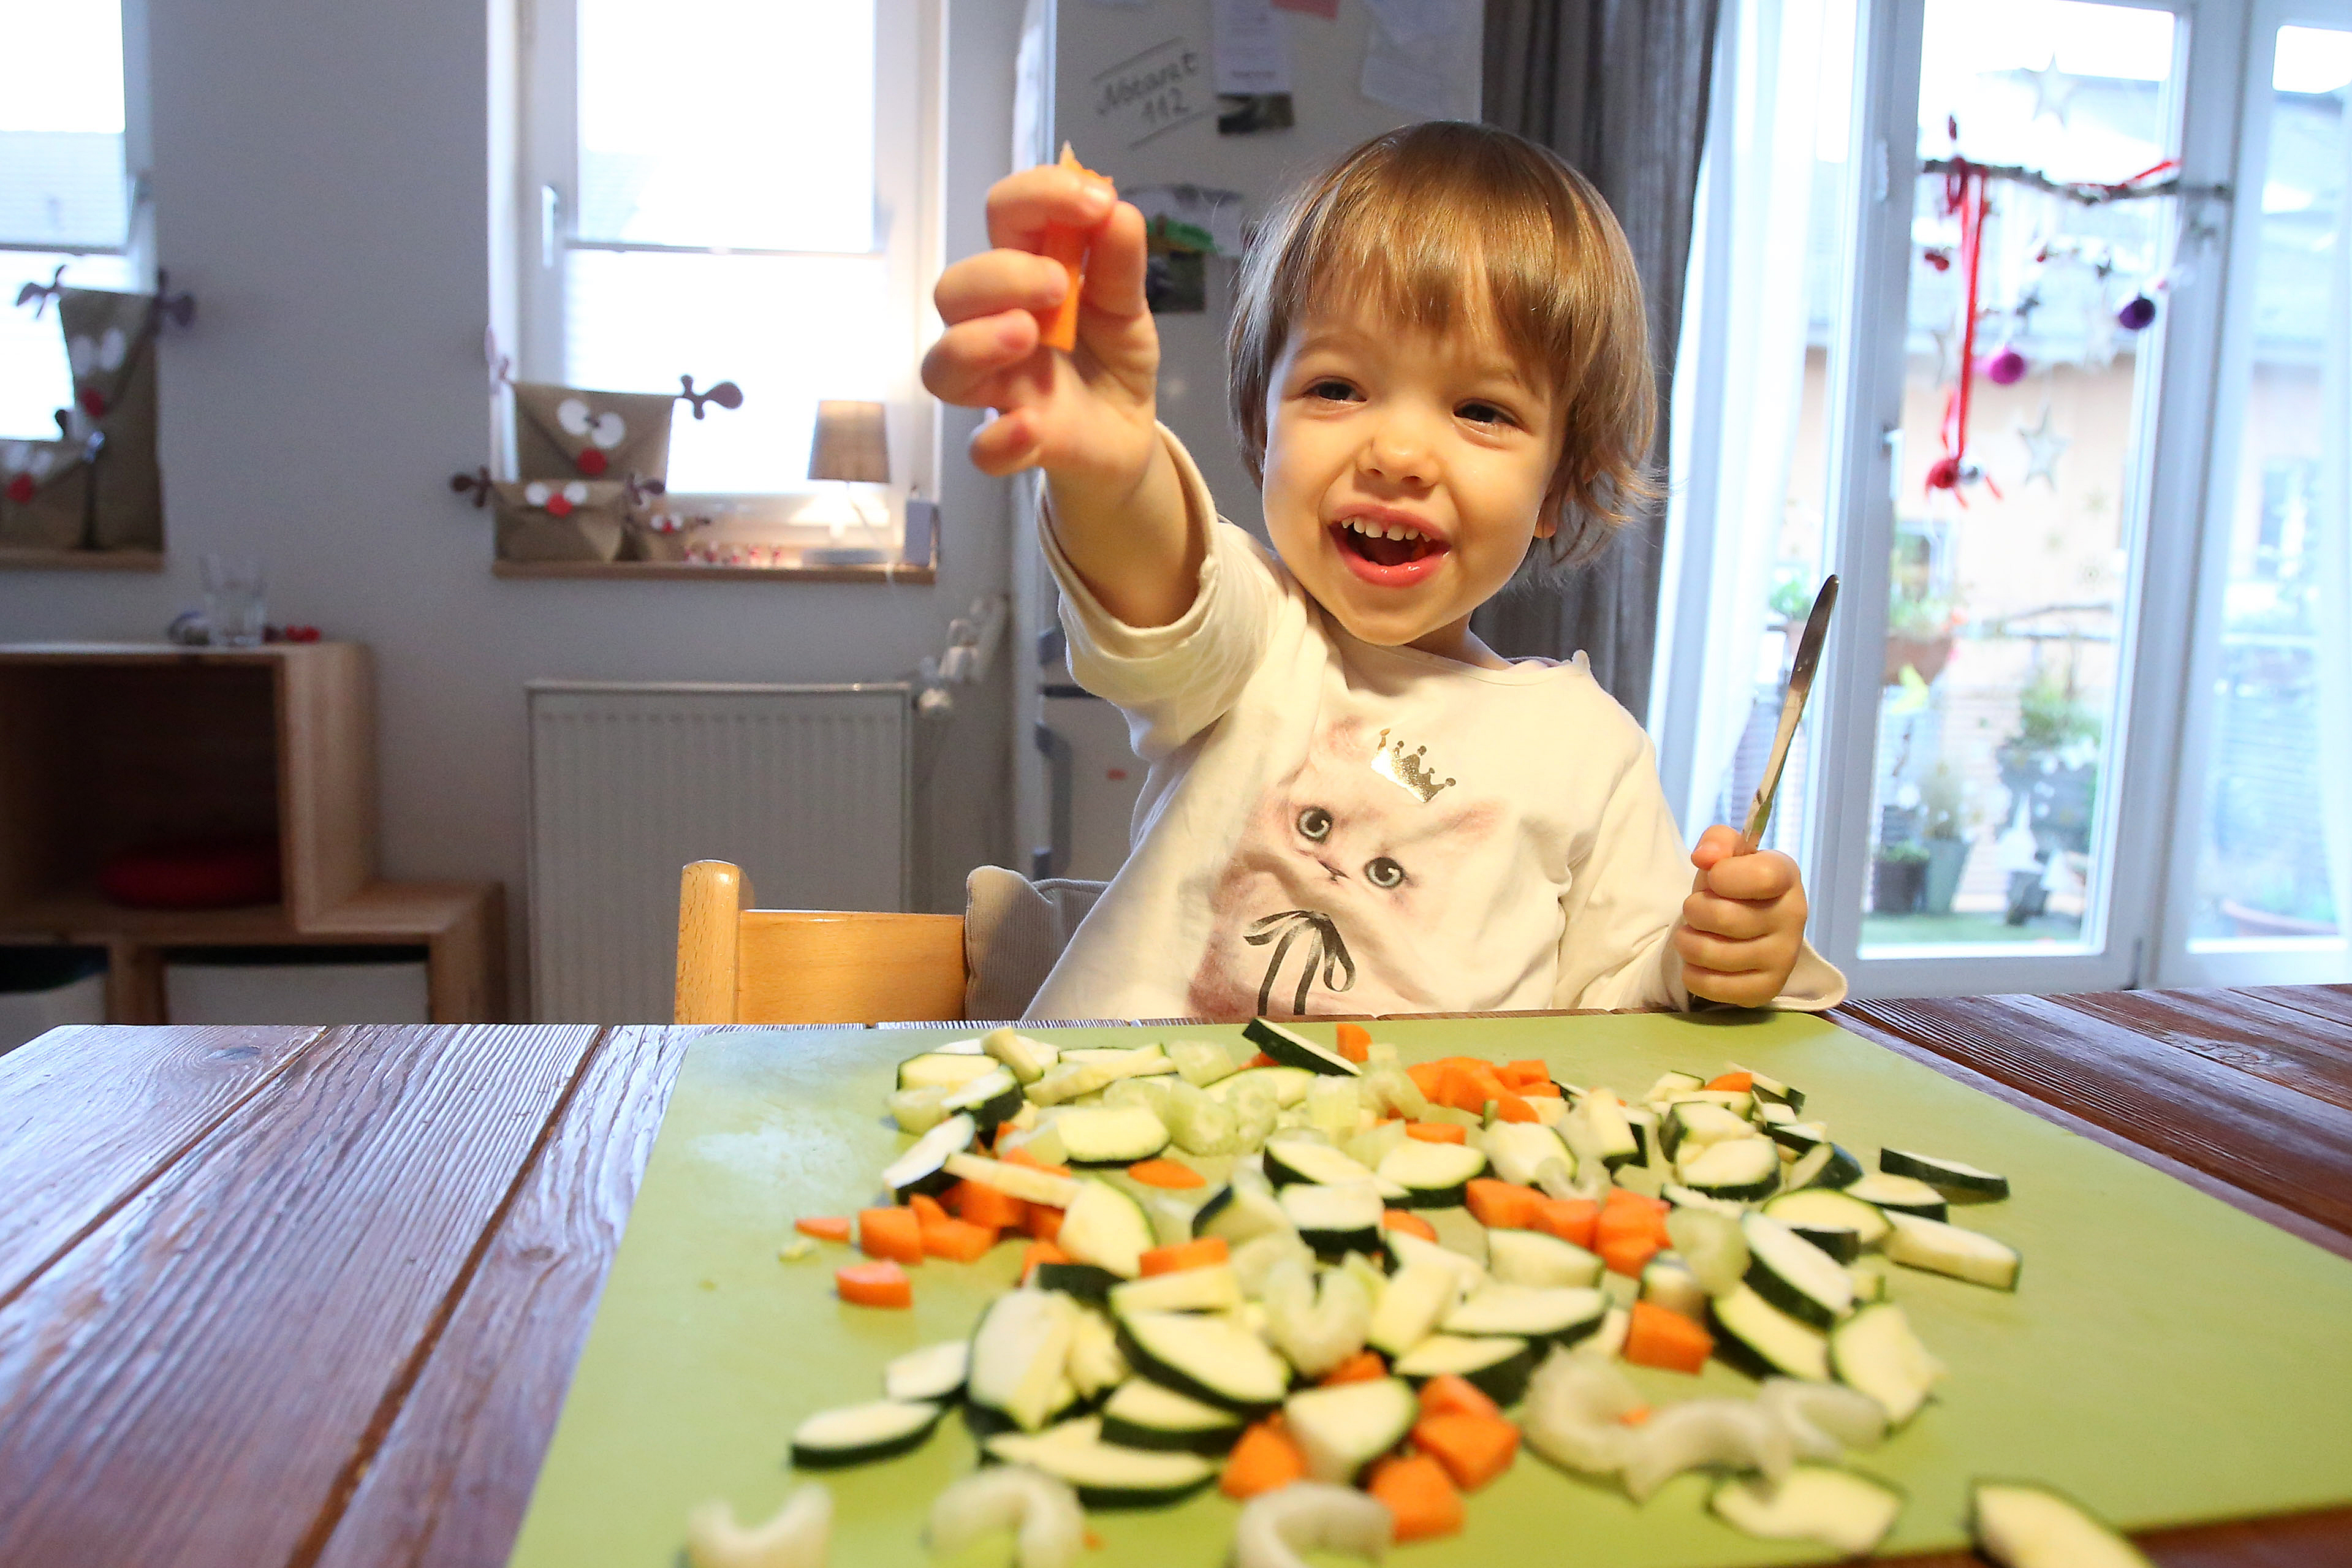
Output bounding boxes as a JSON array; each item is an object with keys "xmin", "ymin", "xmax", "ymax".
[{"xmin": 685, "ymin": 1020, "xmax": 2152, "ymax": 1568}]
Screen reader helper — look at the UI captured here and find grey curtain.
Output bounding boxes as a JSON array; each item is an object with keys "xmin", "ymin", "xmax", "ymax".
[{"xmin": 1472, "ymin": 0, "xmax": 1721, "ymax": 721}]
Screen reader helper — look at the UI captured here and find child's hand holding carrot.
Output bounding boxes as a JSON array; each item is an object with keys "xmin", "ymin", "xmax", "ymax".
[{"xmin": 922, "ymin": 153, "xmax": 1198, "ymax": 628}]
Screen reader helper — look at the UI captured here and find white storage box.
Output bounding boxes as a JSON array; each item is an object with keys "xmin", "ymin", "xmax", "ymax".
[
  {"xmin": 165, "ymin": 946, "xmax": 430, "ymax": 1025},
  {"xmin": 0, "ymin": 949, "xmax": 108, "ymax": 1055}
]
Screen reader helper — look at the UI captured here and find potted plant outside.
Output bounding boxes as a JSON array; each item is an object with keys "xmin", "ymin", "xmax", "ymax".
[
  {"xmin": 1884, "ymin": 590, "xmax": 1960, "ymax": 686},
  {"xmin": 1872, "ymin": 841, "xmax": 1930, "ymax": 915},
  {"xmin": 1919, "ymin": 762, "xmax": 1971, "ymax": 915}
]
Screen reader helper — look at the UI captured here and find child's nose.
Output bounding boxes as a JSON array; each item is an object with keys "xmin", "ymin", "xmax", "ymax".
[{"xmin": 1360, "ymin": 414, "xmax": 1438, "ymax": 485}]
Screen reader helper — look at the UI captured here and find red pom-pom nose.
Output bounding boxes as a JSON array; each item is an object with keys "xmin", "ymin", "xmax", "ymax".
[
  {"xmin": 79, "ymin": 388, "xmax": 109, "ymax": 418},
  {"xmin": 574, "ymin": 447, "xmax": 608, "ymax": 476},
  {"xmin": 5, "ymin": 473, "xmax": 34, "ymax": 505},
  {"xmin": 545, "ymin": 493, "xmax": 574, "ymax": 517}
]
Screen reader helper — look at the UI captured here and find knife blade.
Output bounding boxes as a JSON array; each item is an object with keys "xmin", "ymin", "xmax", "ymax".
[{"xmin": 1740, "ymin": 574, "xmax": 1839, "ymax": 854}]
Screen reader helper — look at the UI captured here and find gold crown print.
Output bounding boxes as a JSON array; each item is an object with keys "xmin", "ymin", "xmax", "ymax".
[{"xmin": 1371, "ymin": 728, "xmax": 1457, "ymax": 803}]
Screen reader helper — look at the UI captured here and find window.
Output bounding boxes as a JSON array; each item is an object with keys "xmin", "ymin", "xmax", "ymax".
[
  {"xmin": 2172, "ymin": 10, "xmax": 2350, "ymax": 973},
  {"xmin": 1, "ymin": 0, "xmax": 145, "ymax": 440},
  {"xmin": 514, "ymin": 0, "xmax": 939, "ymax": 521},
  {"xmin": 1663, "ymin": 0, "xmax": 2350, "ymax": 994}
]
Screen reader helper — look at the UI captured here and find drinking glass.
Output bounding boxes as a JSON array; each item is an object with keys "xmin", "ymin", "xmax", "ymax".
[{"xmin": 201, "ymin": 555, "xmax": 267, "ymax": 648}]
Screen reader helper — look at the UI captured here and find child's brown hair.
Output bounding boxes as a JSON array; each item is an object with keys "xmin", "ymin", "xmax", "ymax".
[{"xmin": 1227, "ymin": 121, "xmax": 1658, "ymax": 570}]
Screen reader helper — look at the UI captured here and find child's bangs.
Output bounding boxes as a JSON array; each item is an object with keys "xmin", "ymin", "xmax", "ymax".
[{"xmin": 1283, "ymin": 183, "xmax": 1582, "ymax": 396}]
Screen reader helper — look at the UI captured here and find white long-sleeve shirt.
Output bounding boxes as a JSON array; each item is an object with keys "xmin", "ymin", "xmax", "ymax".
[{"xmin": 1025, "ymin": 435, "xmax": 1846, "ymax": 1021}]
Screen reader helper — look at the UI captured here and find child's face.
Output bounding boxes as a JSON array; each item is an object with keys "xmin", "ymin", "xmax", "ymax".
[{"xmin": 1260, "ymin": 303, "xmax": 1561, "ymax": 662}]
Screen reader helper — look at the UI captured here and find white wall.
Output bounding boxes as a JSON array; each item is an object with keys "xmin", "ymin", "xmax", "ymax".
[{"xmin": 0, "ymin": 0, "xmax": 1021, "ymax": 1011}]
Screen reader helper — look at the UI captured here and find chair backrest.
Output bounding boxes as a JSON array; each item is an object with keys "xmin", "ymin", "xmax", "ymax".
[{"xmin": 675, "ymin": 859, "xmax": 968, "ymax": 1025}]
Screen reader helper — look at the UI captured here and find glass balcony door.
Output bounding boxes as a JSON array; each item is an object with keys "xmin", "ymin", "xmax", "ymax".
[
  {"xmin": 1805, "ymin": 0, "xmax": 2245, "ymax": 996},
  {"xmin": 2160, "ymin": 0, "xmax": 2352, "ymax": 983}
]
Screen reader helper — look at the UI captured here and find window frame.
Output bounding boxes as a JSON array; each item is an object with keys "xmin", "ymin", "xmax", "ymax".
[
  {"xmin": 508, "ymin": 0, "xmax": 943, "ymax": 516},
  {"xmin": 0, "ymin": 0, "xmax": 153, "ymax": 276},
  {"xmin": 2153, "ymin": 0, "xmax": 2352, "ymax": 984},
  {"xmin": 1660, "ymin": 0, "xmax": 2294, "ymax": 999}
]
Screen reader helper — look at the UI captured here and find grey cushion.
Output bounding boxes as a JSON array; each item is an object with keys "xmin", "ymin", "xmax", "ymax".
[{"xmin": 963, "ymin": 866, "xmax": 1107, "ymax": 1021}]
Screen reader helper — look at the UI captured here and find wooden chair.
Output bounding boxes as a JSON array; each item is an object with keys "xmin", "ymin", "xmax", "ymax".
[{"xmin": 673, "ymin": 860, "xmax": 968, "ymax": 1025}]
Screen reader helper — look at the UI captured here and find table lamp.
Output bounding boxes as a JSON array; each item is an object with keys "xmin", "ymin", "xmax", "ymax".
[{"xmin": 808, "ymin": 400, "xmax": 890, "ymax": 547}]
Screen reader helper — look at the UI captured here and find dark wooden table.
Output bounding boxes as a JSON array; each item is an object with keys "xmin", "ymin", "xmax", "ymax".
[{"xmin": 1, "ymin": 988, "xmax": 2347, "ymax": 1567}]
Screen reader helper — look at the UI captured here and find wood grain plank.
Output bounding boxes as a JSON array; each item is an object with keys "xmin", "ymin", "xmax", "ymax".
[
  {"xmin": 2049, "ymin": 988, "xmax": 2352, "ymax": 1113},
  {"xmin": 1843, "ymin": 994, "xmax": 2352, "ymax": 1238},
  {"xmin": 0, "ymin": 1022, "xmax": 601, "ymax": 1568},
  {"xmin": 2244, "ymin": 983, "xmax": 2352, "ymax": 1032},
  {"xmin": 310, "ymin": 1025, "xmax": 692, "ymax": 1568},
  {"xmin": 0, "ymin": 1024, "xmax": 326, "ymax": 1302},
  {"xmin": 1883, "ymin": 1506, "xmax": 2352, "ymax": 1566},
  {"xmin": 1831, "ymin": 1007, "xmax": 2352, "ymax": 1261}
]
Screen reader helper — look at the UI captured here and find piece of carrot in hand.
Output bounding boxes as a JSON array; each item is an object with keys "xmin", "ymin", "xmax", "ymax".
[
  {"xmin": 1367, "ymin": 1453, "xmax": 1465, "ymax": 1541},
  {"xmin": 1034, "ymin": 145, "xmax": 1111, "ymax": 353},
  {"xmin": 1221, "ymin": 1417, "xmax": 1307, "ymax": 1499},
  {"xmin": 1623, "ymin": 1299, "xmax": 1714, "ymax": 1374},
  {"xmin": 857, "ymin": 1206, "xmax": 924, "ymax": 1265},
  {"xmin": 835, "ymin": 1260, "xmax": 912, "ymax": 1308},
  {"xmin": 793, "ymin": 1216, "xmax": 853, "ymax": 1243}
]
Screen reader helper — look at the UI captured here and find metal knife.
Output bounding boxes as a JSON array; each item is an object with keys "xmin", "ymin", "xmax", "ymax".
[{"xmin": 1740, "ymin": 574, "xmax": 1839, "ymax": 854}]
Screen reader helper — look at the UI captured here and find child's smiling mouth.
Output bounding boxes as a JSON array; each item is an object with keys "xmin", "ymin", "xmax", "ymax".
[{"xmin": 1330, "ymin": 514, "xmax": 1449, "ymax": 585}]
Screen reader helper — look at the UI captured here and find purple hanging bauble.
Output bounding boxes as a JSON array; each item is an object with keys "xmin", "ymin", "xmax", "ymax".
[
  {"xmin": 1982, "ymin": 346, "xmax": 2028, "ymax": 385},
  {"xmin": 2117, "ymin": 294, "xmax": 2157, "ymax": 331}
]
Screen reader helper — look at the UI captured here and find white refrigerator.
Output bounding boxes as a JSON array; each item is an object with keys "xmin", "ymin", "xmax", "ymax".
[{"xmin": 1009, "ymin": 0, "xmax": 1478, "ymax": 879}]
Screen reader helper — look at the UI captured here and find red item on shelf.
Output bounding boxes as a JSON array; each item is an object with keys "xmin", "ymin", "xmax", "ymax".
[{"xmin": 98, "ymin": 838, "xmax": 282, "ymax": 910}]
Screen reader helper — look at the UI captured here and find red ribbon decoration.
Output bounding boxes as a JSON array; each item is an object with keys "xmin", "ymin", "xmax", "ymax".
[{"xmin": 1928, "ymin": 159, "xmax": 1994, "ymax": 504}]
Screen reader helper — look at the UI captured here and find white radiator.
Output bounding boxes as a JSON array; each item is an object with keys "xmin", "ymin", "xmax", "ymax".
[{"xmin": 526, "ymin": 681, "xmax": 912, "ymax": 1023}]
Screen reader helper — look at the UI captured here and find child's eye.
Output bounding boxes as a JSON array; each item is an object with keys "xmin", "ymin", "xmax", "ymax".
[
  {"xmin": 1457, "ymin": 401, "xmax": 1514, "ymax": 428},
  {"xmin": 1297, "ymin": 806, "xmax": 1333, "ymax": 842},
  {"xmin": 1307, "ymin": 379, "xmax": 1358, "ymax": 403},
  {"xmin": 1365, "ymin": 857, "xmax": 1405, "ymax": 889}
]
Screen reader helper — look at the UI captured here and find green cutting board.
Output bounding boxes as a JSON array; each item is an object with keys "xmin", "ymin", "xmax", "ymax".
[{"xmin": 509, "ymin": 1013, "xmax": 2352, "ymax": 1566}]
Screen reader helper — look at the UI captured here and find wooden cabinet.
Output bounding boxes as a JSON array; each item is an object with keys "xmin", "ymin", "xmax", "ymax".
[{"xmin": 0, "ymin": 643, "xmax": 504, "ymax": 1023}]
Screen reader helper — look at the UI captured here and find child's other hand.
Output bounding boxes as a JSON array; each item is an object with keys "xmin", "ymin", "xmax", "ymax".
[
  {"xmin": 1674, "ymin": 825, "xmax": 1807, "ymax": 1008},
  {"xmin": 921, "ymin": 163, "xmax": 1161, "ymax": 496}
]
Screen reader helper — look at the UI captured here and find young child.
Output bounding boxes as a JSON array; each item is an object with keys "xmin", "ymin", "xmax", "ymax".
[{"xmin": 924, "ymin": 121, "xmax": 1844, "ymax": 1021}]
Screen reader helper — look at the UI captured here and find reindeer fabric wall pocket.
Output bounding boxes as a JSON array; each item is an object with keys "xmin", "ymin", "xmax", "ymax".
[
  {"xmin": 492, "ymin": 479, "xmax": 631, "ymax": 562},
  {"xmin": 510, "ymin": 383, "xmax": 675, "ymax": 487},
  {"xmin": 0, "ymin": 439, "xmax": 89, "ymax": 550},
  {"xmin": 0, "ymin": 289, "xmax": 166, "ymax": 552}
]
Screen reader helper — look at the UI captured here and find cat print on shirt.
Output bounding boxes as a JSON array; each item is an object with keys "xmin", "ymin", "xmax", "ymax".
[{"xmin": 1188, "ymin": 713, "xmax": 1500, "ymax": 1020}]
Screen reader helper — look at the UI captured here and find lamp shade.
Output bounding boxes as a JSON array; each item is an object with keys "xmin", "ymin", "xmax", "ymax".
[{"xmin": 808, "ymin": 400, "xmax": 890, "ymax": 484}]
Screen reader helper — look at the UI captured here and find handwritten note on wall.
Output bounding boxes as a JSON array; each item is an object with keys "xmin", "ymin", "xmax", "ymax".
[{"xmin": 1091, "ymin": 37, "xmax": 1210, "ymax": 149}]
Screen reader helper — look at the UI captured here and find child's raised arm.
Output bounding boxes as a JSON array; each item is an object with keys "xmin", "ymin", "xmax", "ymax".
[{"xmin": 921, "ymin": 162, "xmax": 1202, "ymax": 628}]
